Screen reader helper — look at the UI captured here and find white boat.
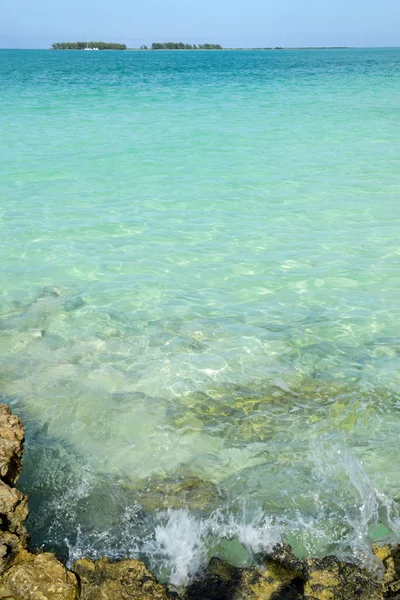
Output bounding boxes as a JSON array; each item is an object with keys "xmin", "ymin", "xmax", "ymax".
[{"xmin": 84, "ymin": 42, "xmax": 99, "ymax": 51}]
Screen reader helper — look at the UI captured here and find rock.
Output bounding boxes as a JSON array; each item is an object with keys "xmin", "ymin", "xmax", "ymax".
[
  {"xmin": 0, "ymin": 532, "xmax": 23, "ymax": 575},
  {"xmin": 41, "ymin": 287, "xmax": 63, "ymax": 297},
  {"xmin": 268, "ymin": 543, "xmax": 304, "ymax": 574},
  {"xmin": 373, "ymin": 544, "xmax": 400, "ymax": 597},
  {"xmin": 182, "ymin": 543, "xmax": 400, "ymax": 600},
  {"xmin": 0, "ymin": 406, "xmax": 27, "ymax": 574},
  {"xmin": 0, "ymin": 405, "xmax": 24, "ymax": 486},
  {"xmin": 184, "ymin": 556, "xmax": 303, "ymax": 600},
  {"xmin": 73, "ymin": 557, "xmax": 169, "ymax": 600},
  {"xmin": 302, "ymin": 555, "xmax": 383, "ymax": 600},
  {"xmin": 0, "ymin": 481, "xmax": 28, "ymax": 537},
  {"xmin": 63, "ymin": 297, "xmax": 85, "ymax": 312},
  {"xmin": 133, "ymin": 475, "xmax": 222, "ymax": 511},
  {"xmin": 0, "ymin": 552, "xmax": 79, "ymax": 599},
  {"xmin": 172, "ymin": 390, "xmax": 267, "ymax": 430}
]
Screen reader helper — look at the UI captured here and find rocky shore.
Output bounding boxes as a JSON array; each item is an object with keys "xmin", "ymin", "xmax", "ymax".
[{"xmin": 1, "ymin": 402, "xmax": 400, "ymax": 600}]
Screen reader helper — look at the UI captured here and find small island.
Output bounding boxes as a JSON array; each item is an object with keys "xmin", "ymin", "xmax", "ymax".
[
  {"xmin": 148, "ymin": 42, "xmax": 223, "ymax": 50},
  {"xmin": 51, "ymin": 42, "xmax": 127, "ymax": 50}
]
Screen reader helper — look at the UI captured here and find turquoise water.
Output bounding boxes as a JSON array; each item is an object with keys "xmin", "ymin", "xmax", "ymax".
[{"xmin": 1, "ymin": 48, "xmax": 400, "ymax": 583}]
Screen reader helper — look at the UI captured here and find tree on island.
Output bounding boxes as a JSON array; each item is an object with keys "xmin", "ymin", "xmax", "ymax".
[
  {"xmin": 51, "ymin": 42, "xmax": 127, "ymax": 50},
  {"xmin": 151, "ymin": 42, "xmax": 222, "ymax": 50}
]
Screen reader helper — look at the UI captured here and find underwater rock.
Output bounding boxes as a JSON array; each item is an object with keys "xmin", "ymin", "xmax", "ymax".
[
  {"xmin": 63, "ymin": 297, "xmax": 85, "ymax": 313},
  {"xmin": 40, "ymin": 286, "xmax": 80, "ymax": 299},
  {"xmin": 133, "ymin": 475, "xmax": 223, "ymax": 511},
  {"xmin": 0, "ymin": 551, "xmax": 79, "ymax": 600},
  {"xmin": 170, "ymin": 388, "xmax": 279, "ymax": 444},
  {"xmin": 72, "ymin": 557, "xmax": 168, "ymax": 600},
  {"xmin": 170, "ymin": 379, "xmax": 354, "ymax": 445}
]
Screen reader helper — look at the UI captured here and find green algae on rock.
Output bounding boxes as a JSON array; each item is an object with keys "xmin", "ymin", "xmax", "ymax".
[
  {"xmin": 73, "ymin": 558, "xmax": 168, "ymax": 600},
  {"xmin": 182, "ymin": 553, "xmax": 304, "ymax": 600},
  {"xmin": 181, "ymin": 544, "xmax": 389, "ymax": 600},
  {"xmin": 302, "ymin": 555, "xmax": 383, "ymax": 600},
  {"xmin": 372, "ymin": 545, "xmax": 400, "ymax": 598}
]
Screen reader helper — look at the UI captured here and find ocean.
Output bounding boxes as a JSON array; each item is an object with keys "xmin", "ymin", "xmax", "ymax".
[{"xmin": 1, "ymin": 47, "xmax": 400, "ymax": 583}]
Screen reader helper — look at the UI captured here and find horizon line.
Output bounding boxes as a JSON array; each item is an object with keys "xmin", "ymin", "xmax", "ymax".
[{"xmin": 2, "ymin": 45, "xmax": 400, "ymax": 50}]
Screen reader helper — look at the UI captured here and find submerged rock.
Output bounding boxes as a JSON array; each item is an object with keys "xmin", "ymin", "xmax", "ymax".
[
  {"xmin": 73, "ymin": 558, "xmax": 168, "ymax": 600},
  {"xmin": 170, "ymin": 380, "xmax": 357, "ymax": 445},
  {"xmin": 132, "ymin": 475, "xmax": 223, "ymax": 511},
  {"xmin": 63, "ymin": 296, "xmax": 85, "ymax": 313}
]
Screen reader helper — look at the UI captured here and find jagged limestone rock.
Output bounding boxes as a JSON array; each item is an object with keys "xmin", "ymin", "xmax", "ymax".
[
  {"xmin": 183, "ymin": 555, "xmax": 303, "ymax": 600},
  {"xmin": 0, "ymin": 405, "xmax": 27, "ymax": 574},
  {"xmin": 0, "ymin": 532, "xmax": 23, "ymax": 575},
  {"xmin": 267, "ymin": 543, "xmax": 305, "ymax": 573},
  {"xmin": 373, "ymin": 544, "xmax": 400, "ymax": 597},
  {"xmin": 302, "ymin": 555, "xmax": 383, "ymax": 600},
  {"xmin": 0, "ymin": 552, "xmax": 79, "ymax": 600},
  {"xmin": 0, "ymin": 405, "xmax": 24, "ymax": 486},
  {"xmin": 182, "ymin": 543, "xmax": 400, "ymax": 600},
  {"xmin": 0, "ymin": 481, "xmax": 28, "ymax": 537},
  {"xmin": 73, "ymin": 557, "xmax": 169, "ymax": 600}
]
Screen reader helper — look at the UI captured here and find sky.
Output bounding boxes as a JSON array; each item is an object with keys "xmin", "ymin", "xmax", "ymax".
[{"xmin": 0, "ymin": 0, "xmax": 399, "ymax": 49}]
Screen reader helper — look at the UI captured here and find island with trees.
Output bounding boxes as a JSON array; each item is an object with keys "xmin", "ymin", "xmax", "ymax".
[
  {"xmin": 149, "ymin": 42, "xmax": 222, "ymax": 50},
  {"xmin": 51, "ymin": 42, "xmax": 127, "ymax": 50}
]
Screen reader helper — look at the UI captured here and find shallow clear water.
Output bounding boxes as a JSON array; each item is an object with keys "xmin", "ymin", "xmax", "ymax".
[{"xmin": 1, "ymin": 48, "xmax": 400, "ymax": 583}]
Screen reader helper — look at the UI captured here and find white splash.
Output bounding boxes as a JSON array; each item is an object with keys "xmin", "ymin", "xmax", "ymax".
[
  {"xmin": 143, "ymin": 505, "xmax": 281, "ymax": 585},
  {"xmin": 306, "ymin": 440, "xmax": 397, "ymax": 577},
  {"xmin": 222, "ymin": 504, "xmax": 281, "ymax": 555},
  {"xmin": 144, "ymin": 509, "xmax": 208, "ymax": 586}
]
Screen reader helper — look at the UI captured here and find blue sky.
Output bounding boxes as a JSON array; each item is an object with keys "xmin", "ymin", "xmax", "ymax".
[{"xmin": 1, "ymin": 0, "xmax": 399, "ymax": 48}]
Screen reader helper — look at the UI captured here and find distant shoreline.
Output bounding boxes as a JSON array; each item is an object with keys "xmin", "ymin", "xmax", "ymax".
[
  {"xmin": 126, "ymin": 46, "xmax": 350, "ymax": 51},
  {"xmin": 49, "ymin": 43, "xmax": 351, "ymax": 52},
  {"xmin": 51, "ymin": 42, "xmax": 126, "ymax": 50},
  {"xmin": 3, "ymin": 46, "xmax": 400, "ymax": 51}
]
